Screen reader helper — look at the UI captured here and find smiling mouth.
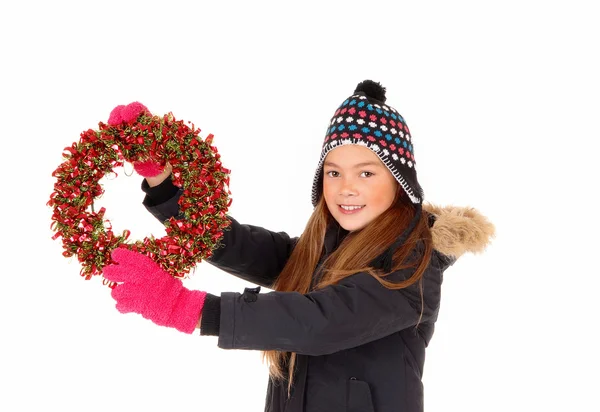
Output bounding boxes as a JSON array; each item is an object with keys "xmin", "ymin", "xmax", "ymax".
[{"xmin": 338, "ymin": 205, "xmax": 365, "ymax": 213}]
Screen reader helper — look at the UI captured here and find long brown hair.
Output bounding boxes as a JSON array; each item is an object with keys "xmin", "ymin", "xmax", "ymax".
[{"xmin": 260, "ymin": 185, "xmax": 433, "ymax": 397}]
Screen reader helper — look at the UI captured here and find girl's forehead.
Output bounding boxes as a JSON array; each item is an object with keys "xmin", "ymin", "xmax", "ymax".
[{"xmin": 324, "ymin": 145, "xmax": 381, "ymax": 166}]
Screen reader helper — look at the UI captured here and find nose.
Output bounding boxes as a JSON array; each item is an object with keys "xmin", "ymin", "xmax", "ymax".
[{"xmin": 340, "ymin": 177, "xmax": 358, "ymax": 197}]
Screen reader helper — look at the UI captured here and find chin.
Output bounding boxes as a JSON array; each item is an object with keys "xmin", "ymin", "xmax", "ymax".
[{"xmin": 335, "ymin": 218, "xmax": 367, "ymax": 232}]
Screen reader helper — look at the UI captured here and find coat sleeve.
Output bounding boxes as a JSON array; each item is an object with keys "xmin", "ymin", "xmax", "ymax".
[
  {"xmin": 206, "ymin": 218, "xmax": 299, "ymax": 288},
  {"xmin": 141, "ymin": 177, "xmax": 299, "ymax": 288},
  {"xmin": 214, "ymin": 262, "xmax": 443, "ymax": 356}
]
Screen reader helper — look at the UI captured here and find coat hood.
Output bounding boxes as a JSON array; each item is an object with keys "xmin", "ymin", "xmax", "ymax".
[{"xmin": 423, "ymin": 203, "xmax": 496, "ymax": 259}]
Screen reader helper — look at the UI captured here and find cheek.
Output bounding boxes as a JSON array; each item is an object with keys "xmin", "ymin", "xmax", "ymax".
[
  {"xmin": 322, "ymin": 179, "xmax": 335, "ymax": 203},
  {"xmin": 369, "ymin": 180, "xmax": 396, "ymax": 208}
]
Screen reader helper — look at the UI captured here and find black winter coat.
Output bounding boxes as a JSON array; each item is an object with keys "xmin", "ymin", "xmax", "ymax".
[{"xmin": 141, "ymin": 178, "xmax": 464, "ymax": 412}]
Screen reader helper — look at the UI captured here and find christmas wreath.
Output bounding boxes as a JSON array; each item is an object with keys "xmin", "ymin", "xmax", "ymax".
[{"xmin": 48, "ymin": 102, "xmax": 231, "ymax": 284}]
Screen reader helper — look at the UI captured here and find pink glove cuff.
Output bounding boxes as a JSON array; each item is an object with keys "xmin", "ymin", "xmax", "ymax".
[{"xmin": 170, "ymin": 289, "xmax": 208, "ymax": 334}]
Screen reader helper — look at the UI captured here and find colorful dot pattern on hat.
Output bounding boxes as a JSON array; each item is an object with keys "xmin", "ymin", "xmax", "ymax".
[{"xmin": 323, "ymin": 95, "xmax": 416, "ymax": 168}]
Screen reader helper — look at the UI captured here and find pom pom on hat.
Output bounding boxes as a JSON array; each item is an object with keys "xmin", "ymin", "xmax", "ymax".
[{"xmin": 354, "ymin": 80, "xmax": 387, "ymax": 103}]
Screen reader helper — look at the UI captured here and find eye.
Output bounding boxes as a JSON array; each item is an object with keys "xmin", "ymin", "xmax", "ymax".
[
  {"xmin": 360, "ymin": 171, "xmax": 374, "ymax": 178},
  {"xmin": 325, "ymin": 171, "xmax": 339, "ymax": 178}
]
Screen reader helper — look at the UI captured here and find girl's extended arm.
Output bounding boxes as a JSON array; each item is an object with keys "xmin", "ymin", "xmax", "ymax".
[{"xmin": 141, "ymin": 174, "xmax": 298, "ymax": 288}]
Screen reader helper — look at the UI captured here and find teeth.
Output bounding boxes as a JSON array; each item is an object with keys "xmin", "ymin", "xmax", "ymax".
[{"xmin": 340, "ymin": 205, "xmax": 364, "ymax": 211}]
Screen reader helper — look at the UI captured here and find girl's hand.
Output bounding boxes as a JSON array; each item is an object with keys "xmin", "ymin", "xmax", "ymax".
[
  {"xmin": 143, "ymin": 162, "xmax": 172, "ymax": 187},
  {"xmin": 102, "ymin": 247, "xmax": 206, "ymax": 334}
]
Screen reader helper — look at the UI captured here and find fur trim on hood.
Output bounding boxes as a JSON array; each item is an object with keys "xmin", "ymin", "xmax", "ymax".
[{"xmin": 423, "ymin": 203, "xmax": 496, "ymax": 259}]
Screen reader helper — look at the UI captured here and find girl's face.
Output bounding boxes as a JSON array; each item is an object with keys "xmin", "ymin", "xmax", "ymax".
[{"xmin": 322, "ymin": 145, "xmax": 398, "ymax": 232}]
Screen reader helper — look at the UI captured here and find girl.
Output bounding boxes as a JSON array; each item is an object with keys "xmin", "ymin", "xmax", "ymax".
[{"xmin": 103, "ymin": 80, "xmax": 496, "ymax": 412}]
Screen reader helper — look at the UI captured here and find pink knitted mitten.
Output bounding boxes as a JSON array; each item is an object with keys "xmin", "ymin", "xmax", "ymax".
[
  {"xmin": 132, "ymin": 159, "xmax": 164, "ymax": 178},
  {"xmin": 107, "ymin": 102, "xmax": 149, "ymax": 126},
  {"xmin": 106, "ymin": 102, "xmax": 164, "ymax": 178},
  {"xmin": 103, "ymin": 248, "xmax": 206, "ymax": 334}
]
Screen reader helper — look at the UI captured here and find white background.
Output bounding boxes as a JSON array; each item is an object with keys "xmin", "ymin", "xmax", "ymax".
[{"xmin": 1, "ymin": 1, "xmax": 598, "ymax": 411}]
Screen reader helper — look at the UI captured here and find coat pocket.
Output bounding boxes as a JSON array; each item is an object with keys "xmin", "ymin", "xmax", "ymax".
[{"xmin": 346, "ymin": 377, "xmax": 375, "ymax": 412}]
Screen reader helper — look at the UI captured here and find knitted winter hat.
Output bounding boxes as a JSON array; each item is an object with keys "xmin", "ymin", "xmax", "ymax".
[{"xmin": 311, "ymin": 80, "xmax": 424, "ymax": 207}]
